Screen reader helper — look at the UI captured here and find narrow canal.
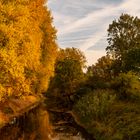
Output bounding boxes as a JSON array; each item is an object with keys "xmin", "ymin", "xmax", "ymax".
[
  {"xmin": 0, "ymin": 100, "xmax": 95, "ymax": 140},
  {"xmin": 48, "ymin": 110, "xmax": 95, "ymax": 140}
]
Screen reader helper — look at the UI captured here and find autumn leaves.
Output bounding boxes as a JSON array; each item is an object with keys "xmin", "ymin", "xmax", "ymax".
[{"xmin": 0, "ymin": 0, "xmax": 57, "ymax": 101}]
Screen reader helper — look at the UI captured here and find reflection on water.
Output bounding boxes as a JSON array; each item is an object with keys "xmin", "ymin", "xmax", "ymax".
[
  {"xmin": 0, "ymin": 105, "xmax": 92, "ymax": 140},
  {"xmin": 52, "ymin": 134, "xmax": 85, "ymax": 140},
  {"xmin": 48, "ymin": 110, "xmax": 94, "ymax": 140},
  {"xmin": 51, "ymin": 124, "xmax": 85, "ymax": 140}
]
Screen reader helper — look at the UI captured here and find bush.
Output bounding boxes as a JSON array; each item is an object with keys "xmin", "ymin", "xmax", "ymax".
[
  {"xmin": 73, "ymin": 89, "xmax": 116, "ymax": 122},
  {"xmin": 73, "ymin": 88, "xmax": 140, "ymax": 140},
  {"xmin": 111, "ymin": 72, "xmax": 140, "ymax": 100}
]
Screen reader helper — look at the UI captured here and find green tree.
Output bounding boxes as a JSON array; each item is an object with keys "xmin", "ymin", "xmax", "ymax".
[
  {"xmin": 106, "ymin": 14, "xmax": 140, "ymax": 72},
  {"xmin": 47, "ymin": 48, "xmax": 86, "ymax": 107},
  {"xmin": 89, "ymin": 55, "xmax": 113, "ymax": 79},
  {"xmin": 55, "ymin": 58, "xmax": 84, "ymax": 97},
  {"xmin": 111, "ymin": 71, "xmax": 140, "ymax": 100},
  {"xmin": 57, "ymin": 47, "xmax": 86, "ymax": 68},
  {"xmin": 124, "ymin": 48, "xmax": 140, "ymax": 71},
  {"xmin": 86, "ymin": 55, "xmax": 113, "ymax": 89}
]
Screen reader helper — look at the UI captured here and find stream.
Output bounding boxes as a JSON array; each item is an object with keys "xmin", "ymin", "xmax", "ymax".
[
  {"xmin": 0, "ymin": 107, "xmax": 94, "ymax": 140},
  {"xmin": 48, "ymin": 110, "xmax": 95, "ymax": 140},
  {"xmin": 0, "ymin": 98, "xmax": 95, "ymax": 140}
]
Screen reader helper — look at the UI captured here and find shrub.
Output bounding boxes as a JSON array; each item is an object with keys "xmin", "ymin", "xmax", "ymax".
[
  {"xmin": 111, "ymin": 72, "xmax": 140, "ymax": 100},
  {"xmin": 73, "ymin": 89, "xmax": 116, "ymax": 122}
]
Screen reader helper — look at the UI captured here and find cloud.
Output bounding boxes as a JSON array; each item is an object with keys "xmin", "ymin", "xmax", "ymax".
[
  {"xmin": 84, "ymin": 50, "xmax": 106, "ymax": 65},
  {"xmin": 48, "ymin": 0, "xmax": 140, "ymax": 65},
  {"xmin": 120, "ymin": 0, "xmax": 140, "ymax": 16}
]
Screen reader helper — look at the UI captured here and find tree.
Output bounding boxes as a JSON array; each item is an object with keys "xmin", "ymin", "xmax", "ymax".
[
  {"xmin": 55, "ymin": 58, "xmax": 84, "ymax": 97},
  {"xmin": 106, "ymin": 14, "xmax": 140, "ymax": 72},
  {"xmin": 86, "ymin": 55, "xmax": 113, "ymax": 89},
  {"xmin": 111, "ymin": 72, "xmax": 140, "ymax": 100},
  {"xmin": 57, "ymin": 47, "xmax": 86, "ymax": 68},
  {"xmin": 91, "ymin": 55, "xmax": 113, "ymax": 79},
  {"xmin": 124, "ymin": 47, "xmax": 140, "ymax": 71},
  {"xmin": 0, "ymin": 0, "xmax": 58, "ymax": 101},
  {"xmin": 47, "ymin": 48, "xmax": 85, "ymax": 106}
]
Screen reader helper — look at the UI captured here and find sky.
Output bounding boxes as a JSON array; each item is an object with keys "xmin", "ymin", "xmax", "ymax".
[{"xmin": 48, "ymin": 0, "xmax": 140, "ymax": 65}]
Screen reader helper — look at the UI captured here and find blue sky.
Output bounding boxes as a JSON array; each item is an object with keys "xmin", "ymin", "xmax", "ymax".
[{"xmin": 48, "ymin": 0, "xmax": 140, "ymax": 65}]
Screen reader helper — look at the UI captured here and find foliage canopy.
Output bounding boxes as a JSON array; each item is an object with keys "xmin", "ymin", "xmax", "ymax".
[{"xmin": 0, "ymin": 0, "xmax": 57, "ymax": 101}]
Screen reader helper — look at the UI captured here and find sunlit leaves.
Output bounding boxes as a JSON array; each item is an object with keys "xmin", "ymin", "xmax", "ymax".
[{"xmin": 0, "ymin": 0, "xmax": 57, "ymax": 101}]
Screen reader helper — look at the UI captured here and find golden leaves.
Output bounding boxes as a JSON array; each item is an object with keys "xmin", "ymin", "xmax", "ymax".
[{"xmin": 0, "ymin": 0, "xmax": 58, "ymax": 101}]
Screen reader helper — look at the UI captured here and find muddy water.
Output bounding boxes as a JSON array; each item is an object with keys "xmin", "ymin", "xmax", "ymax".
[
  {"xmin": 51, "ymin": 121, "xmax": 85, "ymax": 140},
  {"xmin": 0, "ymin": 105, "xmax": 93, "ymax": 140},
  {"xmin": 48, "ymin": 110, "xmax": 94, "ymax": 140},
  {"xmin": 51, "ymin": 124, "xmax": 85, "ymax": 140},
  {"xmin": 52, "ymin": 134, "xmax": 85, "ymax": 140},
  {"xmin": 0, "ymin": 106, "xmax": 52, "ymax": 140}
]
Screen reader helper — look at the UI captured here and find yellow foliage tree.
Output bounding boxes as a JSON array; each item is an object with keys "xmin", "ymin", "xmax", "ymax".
[{"xmin": 0, "ymin": 0, "xmax": 57, "ymax": 101}]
